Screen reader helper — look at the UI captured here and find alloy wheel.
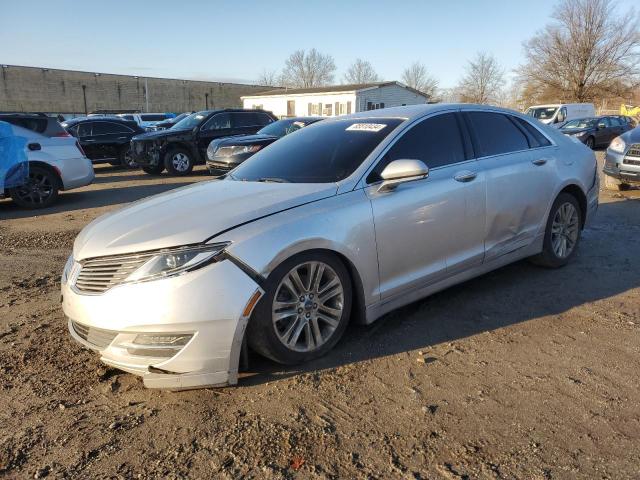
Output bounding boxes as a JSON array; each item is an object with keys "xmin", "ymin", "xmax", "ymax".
[
  {"xmin": 123, "ymin": 147, "xmax": 137, "ymax": 168},
  {"xmin": 171, "ymin": 152, "xmax": 190, "ymax": 172},
  {"xmin": 551, "ymin": 202, "xmax": 579, "ymax": 259},
  {"xmin": 272, "ymin": 261, "xmax": 344, "ymax": 352},
  {"xmin": 13, "ymin": 171, "xmax": 54, "ymax": 205}
]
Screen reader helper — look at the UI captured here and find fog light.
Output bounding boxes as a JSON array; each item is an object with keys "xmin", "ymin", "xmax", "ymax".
[{"xmin": 125, "ymin": 333, "xmax": 193, "ymax": 358}]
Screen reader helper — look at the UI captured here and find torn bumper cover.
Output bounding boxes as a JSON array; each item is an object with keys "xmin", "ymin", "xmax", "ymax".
[{"xmin": 62, "ymin": 259, "xmax": 262, "ymax": 389}]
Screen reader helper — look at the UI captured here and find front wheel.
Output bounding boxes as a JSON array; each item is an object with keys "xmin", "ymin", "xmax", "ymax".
[
  {"xmin": 247, "ymin": 252, "xmax": 352, "ymax": 365},
  {"xmin": 529, "ymin": 193, "xmax": 582, "ymax": 268},
  {"xmin": 164, "ymin": 148, "xmax": 194, "ymax": 176},
  {"xmin": 9, "ymin": 165, "xmax": 60, "ymax": 209}
]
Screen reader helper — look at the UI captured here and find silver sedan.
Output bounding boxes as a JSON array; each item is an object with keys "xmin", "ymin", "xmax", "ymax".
[{"xmin": 61, "ymin": 104, "xmax": 599, "ymax": 389}]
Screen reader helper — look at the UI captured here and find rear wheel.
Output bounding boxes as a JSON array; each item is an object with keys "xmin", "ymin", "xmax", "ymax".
[
  {"xmin": 247, "ymin": 252, "xmax": 352, "ymax": 365},
  {"xmin": 585, "ymin": 136, "xmax": 595, "ymax": 149},
  {"xmin": 142, "ymin": 163, "xmax": 165, "ymax": 175},
  {"xmin": 9, "ymin": 165, "xmax": 60, "ymax": 209},
  {"xmin": 164, "ymin": 148, "xmax": 194, "ymax": 176},
  {"xmin": 530, "ymin": 193, "xmax": 582, "ymax": 268},
  {"xmin": 119, "ymin": 144, "xmax": 137, "ymax": 169}
]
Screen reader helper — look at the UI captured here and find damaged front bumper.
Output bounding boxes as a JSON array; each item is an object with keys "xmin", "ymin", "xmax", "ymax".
[{"xmin": 62, "ymin": 259, "xmax": 262, "ymax": 389}]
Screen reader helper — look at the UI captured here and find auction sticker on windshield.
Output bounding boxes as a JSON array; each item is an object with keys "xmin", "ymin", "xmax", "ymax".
[{"xmin": 346, "ymin": 123, "xmax": 387, "ymax": 132}]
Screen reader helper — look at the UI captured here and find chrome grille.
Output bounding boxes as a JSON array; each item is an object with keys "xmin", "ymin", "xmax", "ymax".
[
  {"xmin": 71, "ymin": 321, "xmax": 118, "ymax": 350},
  {"xmin": 74, "ymin": 253, "xmax": 153, "ymax": 294},
  {"xmin": 624, "ymin": 144, "xmax": 640, "ymax": 164}
]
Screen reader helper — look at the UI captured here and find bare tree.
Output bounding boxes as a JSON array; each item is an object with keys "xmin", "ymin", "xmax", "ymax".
[
  {"xmin": 401, "ymin": 62, "xmax": 438, "ymax": 97},
  {"xmin": 281, "ymin": 49, "xmax": 336, "ymax": 88},
  {"xmin": 519, "ymin": 0, "xmax": 640, "ymax": 103},
  {"xmin": 457, "ymin": 52, "xmax": 505, "ymax": 104},
  {"xmin": 256, "ymin": 69, "xmax": 281, "ymax": 87},
  {"xmin": 344, "ymin": 58, "xmax": 381, "ymax": 84}
]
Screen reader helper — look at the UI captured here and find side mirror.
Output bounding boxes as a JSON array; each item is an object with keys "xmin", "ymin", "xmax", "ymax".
[
  {"xmin": 378, "ymin": 159, "xmax": 429, "ymax": 192},
  {"xmin": 597, "ymin": 123, "xmax": 606, "ymax": 130}
]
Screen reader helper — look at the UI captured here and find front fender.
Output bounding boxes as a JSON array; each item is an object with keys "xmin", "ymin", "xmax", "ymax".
[{"xmin": 214, "ymin": 189, "xmax": 381, "ymax": 307}]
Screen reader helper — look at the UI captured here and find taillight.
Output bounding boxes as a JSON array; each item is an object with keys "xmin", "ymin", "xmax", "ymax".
[
  {"xmin": 54, "ymin": 131, "xmax": 72, "ymax": 137},
  {"xmin": 76, "ymin": 141, "xmax": 86, "ymax": 157}
]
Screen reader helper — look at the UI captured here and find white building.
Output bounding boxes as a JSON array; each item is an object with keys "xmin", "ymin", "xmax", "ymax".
[{"xmin": 242, "ymin": 81, "xmax": 430, "ymax": 118}]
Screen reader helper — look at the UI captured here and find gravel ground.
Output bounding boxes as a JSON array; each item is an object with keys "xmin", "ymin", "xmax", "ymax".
[{"xmin": 0, "ymin": 156, "xmax": 639, "ymax": 479}]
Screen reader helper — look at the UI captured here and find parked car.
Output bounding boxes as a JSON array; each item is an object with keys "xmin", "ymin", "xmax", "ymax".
[
  {"xmin": 116, "ymin": 113, "xmax": 175, "ymax": 130},
  {"xmin": 149, "ymin": 112, "xmax": 193, "ymax": 131},
  {"xmin": 559, "ymin": 115, "xmax": 633, "ymax": 149},
  {"xmin": 603, "ymin": 126, "xmax": 640, "ymax": 190},
  {"xmin": 130, "ymin": 109, "xmax": 277, "ymax": 175},
  {"xmin": 206, "ymin": 116, "xmax": 323, "ymax": 175},
  {"xmin": 62, "ymin": 117, "xmax": 145, "ymax": 167},
  {"xmin": 0, "ymin": 118, "xmax": 94, "ymax": 208},
  {"xmin": 525, "ymin": 103, "xmax": 595, "ymax": 125},
  {"xmin": 62, "ymin": 104, "xmax": 598, "ymax": 389}
]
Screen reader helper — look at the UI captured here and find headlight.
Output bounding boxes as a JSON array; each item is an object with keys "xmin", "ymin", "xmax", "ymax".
[
  {"xmin": 126, "ymin": 243, "xmax": 229, "ymax": 283},
  {"xmin": 572, "ymin": 131, "xmax": 587, "ymax": 137},
  {"xmin": 61, "ymin": 254, "xmax": 74, "ymax": 284},
  {"xmin": 215, "ymin": 145, "xmax": 262, "ymax": 158},
  {"xmin": 609, "ymin": 136, "xmax": 626, "ymax": 154}
]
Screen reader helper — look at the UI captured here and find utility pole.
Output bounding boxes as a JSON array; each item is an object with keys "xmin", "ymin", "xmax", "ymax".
[{"xmin": 145, "ymin": 77, "xmax": 149, "ymax": 112}]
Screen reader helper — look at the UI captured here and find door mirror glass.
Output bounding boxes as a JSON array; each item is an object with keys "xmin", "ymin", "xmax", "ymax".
[
  {"xmin": 378, "ymin": 159, "xmax": 429, "ymax": 191},
  {"xmin": 597, "ymin": 122, "xmax": 606, "ymax": 129}
]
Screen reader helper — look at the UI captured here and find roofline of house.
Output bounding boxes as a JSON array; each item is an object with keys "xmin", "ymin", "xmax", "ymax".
[{"xmin": 241, "ymin": 81, "xmax": 429, "ymax": 100}]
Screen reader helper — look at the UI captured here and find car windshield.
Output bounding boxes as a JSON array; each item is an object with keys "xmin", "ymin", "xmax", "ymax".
[
  {"xmin": 171, "ymin": 112, "xmax": 207, "ymax": 130},
  {"xmin": 563, "ymin": 118, "xmax": 596, "ymax": 129},
  {"xmin": 526, "ymin": 107, "xmax": 558, "ymax": 120},
  {"xmin": 257, "ymin": 118, "xmax": 316, "ymax": 137},
  {"xmin": 230, "ymin": 118, "xmax": 404, "ymax": 183}
]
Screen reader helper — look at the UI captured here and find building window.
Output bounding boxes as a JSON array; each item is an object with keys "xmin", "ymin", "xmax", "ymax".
[
  {"xmin": 287, "ymin": 100, "xmax": 295, "ymax": 116},
  {"xmin": 252, "ymin": 104, "xmax": 263, "ymax": 110},
  {"xmin": 308, "ymin": 103, "xmax": 321, "ymax": 115},
  {"xmin": 347, "ymin": 101, "xmax": 351, "ymax": 114},
  {"xmin": 323, "ymin": 104, "xmax": 333, "ymax": 116},
  {"xmin": 366, "ymin": 102, "xmax": 385, "ymax": 111}
]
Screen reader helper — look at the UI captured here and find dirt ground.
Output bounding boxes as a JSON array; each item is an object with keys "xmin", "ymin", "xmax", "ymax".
[{"xmin": 0, "ymin": 154, "xmax": 639, "ymax": 479}]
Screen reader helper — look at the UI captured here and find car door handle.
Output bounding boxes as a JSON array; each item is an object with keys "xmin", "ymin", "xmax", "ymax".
[
  {"xmin": 27, "ymin": 143, "xmax": 41, "ymax": 151},
  {"xmin": 532, "ymin": 158, "xmax": 548, "ymax": 166},
  {"xmin": 453, "ymin": 170, "xmax": 477, "ymax": 182}
]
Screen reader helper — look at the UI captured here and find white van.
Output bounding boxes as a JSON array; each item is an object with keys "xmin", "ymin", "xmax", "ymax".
[
  {"xmin": 115, "ymin": 113, "xmax": 175, "ymax": 131},
  {"xmin": 525, "ymin": 103, "xmax": 596, "ymax": 126}
]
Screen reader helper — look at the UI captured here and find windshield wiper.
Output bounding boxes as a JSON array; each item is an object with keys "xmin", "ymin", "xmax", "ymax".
[{"xmin": 257, "ymin": 177, "xmax": 290, "ymax": 183}]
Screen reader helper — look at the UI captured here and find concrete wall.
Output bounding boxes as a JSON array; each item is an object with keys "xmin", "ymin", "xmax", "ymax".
[{"xmin": 0, "ymin": 65, "xmax": 270, "ymax": 115}]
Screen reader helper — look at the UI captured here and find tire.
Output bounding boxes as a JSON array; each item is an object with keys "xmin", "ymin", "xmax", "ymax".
[
  {"xmin": 142, "ymin": 163, "xmax": 165, "ymax": 175},
  {"xmin": 585, "ymin": 136, "xmax": 595, "ymax": 149},
  {"xmin": 247, "ymin": 251, "xmax": 352, "ymax": 365},
  {"xmin": 119, "ymin": 144, "xmax": 138, "ymax": 169},
  {"xmin": 164, "ymin": 148, "xmax": 194, "ymax": 176},
  {"xmin": 9, "ymin": 165, "xmax": 60, "ymax": 209},
  {"xmin": 529, "ymin": 193, "xmax": 582, "ymax": 268}
]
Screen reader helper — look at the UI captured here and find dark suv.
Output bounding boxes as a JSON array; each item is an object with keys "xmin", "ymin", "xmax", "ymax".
[
  {"xmin": 61, "ymin": 117, "xmax": 145, "ymax": 167},
  {"xmin": 130, "ymin": 109, "xmax": 277, "ymax": 175}
]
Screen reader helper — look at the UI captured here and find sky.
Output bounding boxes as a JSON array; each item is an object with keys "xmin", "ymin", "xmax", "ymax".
[{"xmin": 1, "ymin": 0, "xmax": 638, "ymax": 88}]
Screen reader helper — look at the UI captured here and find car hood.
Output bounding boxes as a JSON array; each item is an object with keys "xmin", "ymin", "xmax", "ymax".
[
  {"xmin": 213, "ymin": 133, "xmax": 278, "ymax": 148},
  {"xmin": 621, "ymin": 126, "xmax": 640, "ymax": 143},
  {"xmin": 132, "ymin": 128, "xmax": 191, "ymax": 141},
  {"xmin": 73, "ymin": 180, "xmax": 338, "ymax": 260}
]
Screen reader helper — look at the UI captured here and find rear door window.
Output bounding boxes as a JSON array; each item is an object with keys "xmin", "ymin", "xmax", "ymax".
[
  {"xmin": 466, "ymin": 112, "xmax": 530, "ymax": 157},
  {"xmin": 256, "ymin": 113, "xmax": 274, "ymax": 125},
  {"xmin": 92, "ymin": 122, "xmax": 122, "ymax": 135},
  {"xmin": 231, "ymin": 112, "xmax": 259, "ymax": 127},
  {"xmin": 513, "ymin": 117, "xmax": 552, "ymax": 147}
]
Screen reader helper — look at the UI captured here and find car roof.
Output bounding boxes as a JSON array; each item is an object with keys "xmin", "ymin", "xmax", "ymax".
[{"xmin": 65, "ymin": 116, "xmax": 138, "ymax": 126}]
